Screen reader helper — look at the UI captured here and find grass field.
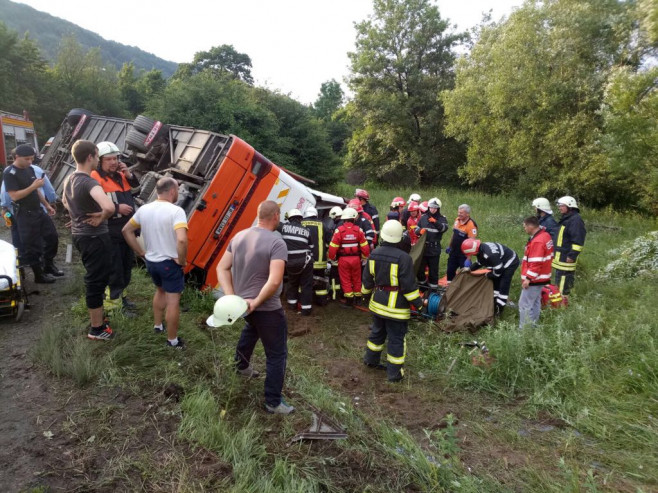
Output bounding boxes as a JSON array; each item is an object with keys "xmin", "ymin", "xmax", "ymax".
[{"xmin": 32, "ymin": 185, "xmax": 657, "ymax": 492}]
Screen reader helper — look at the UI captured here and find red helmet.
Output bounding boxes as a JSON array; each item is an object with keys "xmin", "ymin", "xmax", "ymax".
[
  {"xmin": 391, "ymin": 196, "xmax": 406, "ymax": 208},
  {"xmin": 419, "ymin": 201, "xmax": 429, "ymax": 213},
  {"xmin": 461, "ymin": 238, "xmax": 481, "ymax": 256},
  {"xmin": 407, "ymin": 201, "xmax": 420, "ymax": 212},
  {"xmin": 348, "ymin": 198, "xmax": 363, "ymax": 213},
  {"xmin": 355, "ymin": 189, "xmax": 370, "ymax": 201}
]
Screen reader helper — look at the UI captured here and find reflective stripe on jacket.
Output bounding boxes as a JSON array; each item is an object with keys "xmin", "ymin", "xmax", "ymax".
[
  {"xmin": 302, "ymin": 217, "xmax": 330, "ymax": 269},
  {"xmin": 522, "ymin": 228, "xmax": 553, "ymax": 284},
  {"xmin": 361, "ymin": 244, "xmax": 423, "ymax": 320},
  {"xmin": 449, "ymin": 217, "xmax": 478, "ymax": 252},
  {"xmin": 417, "ymin": 211, "xmax": 448, "ymax": 256},
  {"xmin": 328, "ymin": 222, "xmax": 369, "ymax": 260},
  {"xmin": 281, "ymin": 220, "xmax": 313, "ymax": 258},
  {"xmin": 552, "ymin": 210, "xmax": 586, "ymax": 271},
  {"xmin": 475, "ymin": 242, "xmax": 518, "ymax": 277}
]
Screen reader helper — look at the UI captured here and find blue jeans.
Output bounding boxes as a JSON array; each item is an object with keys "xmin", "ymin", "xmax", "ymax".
[{"xmin": 235, "ymin": 308, "xmax": 288, "ymax": 407}]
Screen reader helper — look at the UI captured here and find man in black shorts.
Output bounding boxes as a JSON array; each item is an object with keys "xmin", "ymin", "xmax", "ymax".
[{"xmin": 62, "ymin": 140, "xmax": 116, "ymax": 340}]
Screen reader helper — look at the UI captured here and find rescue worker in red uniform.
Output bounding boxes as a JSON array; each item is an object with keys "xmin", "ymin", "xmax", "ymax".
[
  {"xmin": 90, "ymin": 141, "xmax": 140, "ymax": 312},
  {"xmin": 362, "ymin": 220, "xmax": 425, "ymax": 382},
  {"xmin": 415, "ymin": 197, "xmax": 449, "ymax": 289},
  {"xmin": 519, "ymin": 216, "xmax": 554, "ymax": 328},
  {"xmin": 302, "ymin": 206, "xmax": 332, "ymax": 306},
  {"xmin": 328, "ymin": 207, "xmax": 370, "ymax": 305},
  {"xmin": 355, "ymin": 189, "xmax": 380, "ymax": 235},
  {"xmin": 387, "ymin": 196, "xmax": 406, "ymax": 222},
  {"xmin": 552, "ymin": 196, "xmax": 586, "ymax": 295},
  {"xmin": 406, "ymin": 201, "xmax": 421, "ymax": 245},
  {"xmin": 462, "ymin": 238, "xmax": 519, "ymax": 315},
  {"xmin": 348, "ymin": 198, "xmax": 376, "ymax": 248},
  {"xmin": 401, "ymin": 193, "xmax": 421, "ymax": 225}
]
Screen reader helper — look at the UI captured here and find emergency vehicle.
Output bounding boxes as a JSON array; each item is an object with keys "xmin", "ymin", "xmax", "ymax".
[
  {"xmin": 0, "ymin": 110, "xmax": 39, "ymax": 166},
  {"xmin": 39, "ymin": 109, "xmax": 345, "ymax": 288}
]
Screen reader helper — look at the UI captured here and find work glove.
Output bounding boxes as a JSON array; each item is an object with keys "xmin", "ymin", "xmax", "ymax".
[
  {"xmin": 428, "ymin": 217, "xmax": 436, "ymax": 223},
  {"xmin": 420, "ymin": 228, "xmax": 427, "ymax": 235},
  {"xmin": 464, "ymin": 259, "xmax": 472, "ymax": 268},
  {"xmin": 445, "ymin": 247, "xmax": 451, "ymax": 255}
]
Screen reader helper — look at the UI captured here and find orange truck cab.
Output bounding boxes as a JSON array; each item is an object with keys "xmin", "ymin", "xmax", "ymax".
[
  {"xmin": 40, "ymin": 110, "xmax": 345, "ymax": 289},
  {"xmin": 0, "ymin": 110, "xmax": 39, "ymax": 167}
]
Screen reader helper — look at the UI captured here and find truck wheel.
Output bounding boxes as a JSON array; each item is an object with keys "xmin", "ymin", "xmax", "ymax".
[
  {"xmin": 125, "ymin": 128, "xmax": 148, "ymax": 153},
  {"xmin": 66, "ymin": 108, "xmax": 93, "ymax": 126},
  {"xmin": 133, "ymin": 115, "xmax": 156, "ymax": 134}
]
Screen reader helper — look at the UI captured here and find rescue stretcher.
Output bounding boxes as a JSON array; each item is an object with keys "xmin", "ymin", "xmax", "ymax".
[{"xmin": 0, "ymin": 240, "xmax": 28, "ymax": 321}]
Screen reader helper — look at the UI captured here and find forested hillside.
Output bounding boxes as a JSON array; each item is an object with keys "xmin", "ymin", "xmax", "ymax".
[{"xmin": 0, "ymin": 0, "xmax": 177, "ymax": 76}]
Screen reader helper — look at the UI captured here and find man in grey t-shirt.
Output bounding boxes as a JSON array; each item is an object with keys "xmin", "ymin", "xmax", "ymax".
[{"xmin": 217, "ymin": 200, "xmax": 293, "ymax": 414}]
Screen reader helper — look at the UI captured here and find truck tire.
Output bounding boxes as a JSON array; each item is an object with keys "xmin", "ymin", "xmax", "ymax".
[
  {"xmin": 125, "ymin": 128, "xmax": 148, "ymax": 153},
  {"xmin": 66, "ymin": 108, "xmax": 93, "ymax": 126},
  {"xmin": 133, "ymin": 115, "xmax": 156, "ymax": 134}
]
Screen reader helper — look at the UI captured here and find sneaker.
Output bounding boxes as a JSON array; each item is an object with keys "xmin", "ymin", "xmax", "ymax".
[
  {"xmin": 154, "ymin": 323, "xmax": 166, "ymax": 334},
  {"xmin": 166, "ymin": 337, "xmax": 185, "ymax": 350},
  {"xmin": 265, "ymin": 399, "xmax": 295, "ymax": 415},
  {"xmin": 88, "ymin": 323, "xmax": 114, "ymax": 341},
  {"xmin": 237, "ymin": 365, "xmax": 260, "ymax": 378}
]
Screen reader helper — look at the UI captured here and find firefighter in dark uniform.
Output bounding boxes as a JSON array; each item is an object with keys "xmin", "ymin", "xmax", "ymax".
[
  {"xmin": 2, "ymin": 144, "xmax": 61, "ymax": 283},
  {"xmin": 355, "ymin": 189, "xmax": 380, "ymax": 235},
  {"xmin": 302, "ymin": 206, "xmax": 331, "ymax": 306},
  {"xmin": 414, "ymin": 197, "xmax": 448, "ymax": 289},
  {"xmin": 362, "ymin": 220, "xmax": 425, "ymax": 382},
  {"xmin": 552, "ymin": 196, "xmax": 586, "ymax": 295},
  {"xmin": 281, "ymin": 208, "xmax": 314, "ymax": 315},
  {"xmin": 348, "ymin": 198, "xmax": 376, "ymax": 248},
  {"xmin": 532, "ymin": 197, "xmax": 559, "ymax": 245},
  {"xmin": 461, "ymin": 239, "xmax": 520, "ymax": 315},
  {"xmin": 90, "ymin": 141, "xmax": 140, "ymax": 312}
]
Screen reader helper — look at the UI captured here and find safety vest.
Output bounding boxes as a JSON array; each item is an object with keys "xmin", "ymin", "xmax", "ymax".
[
  {"xmin": 328, "ymin": 222, "xmax": 369, "ymax": 260},
  {"xmin": 302, "ymin": 217, "xmax": 327, "ymax": 269}
]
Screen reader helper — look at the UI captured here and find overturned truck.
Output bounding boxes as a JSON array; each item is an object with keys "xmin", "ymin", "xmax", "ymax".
[{"xmin": 40, "ymin": 109, "xmax": 345, "ymax": 288}]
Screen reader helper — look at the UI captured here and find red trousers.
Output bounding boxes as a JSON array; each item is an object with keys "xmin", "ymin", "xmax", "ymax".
[{"xmin": 338, "ymin": 256, "xmax": 362, "ymax": 298}]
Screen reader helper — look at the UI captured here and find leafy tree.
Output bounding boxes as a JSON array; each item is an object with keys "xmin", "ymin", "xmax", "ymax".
[
  {"xmin": 346, "ymin": 0, "xmax": 465, "ymax": 185},
  {"xmin": 443, "ymin": 0, "xmax": 650, "ymax": 207},
  {"xmin": 174, "ymin": 44, "xmax": 253, "ymax": 84},
  {"xmin": 313, "ymin": 79, "xmax": 352, "ymax": 155},
  {"xmin": 118, "ymin": 62, "xmax": 142, "ymax": 114},
  {"xmin": 640, "ymin": 0, "xmax": 658, "ymax": 43}
]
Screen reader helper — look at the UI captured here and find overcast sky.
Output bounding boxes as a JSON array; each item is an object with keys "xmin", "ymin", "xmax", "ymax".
[{"xmin": 15, "ymin": 0, "xmax": 522, "ymax": 104}]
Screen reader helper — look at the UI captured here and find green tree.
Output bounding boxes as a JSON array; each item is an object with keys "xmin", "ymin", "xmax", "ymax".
[
  {"xmin": 346, "ymin": 0, "xmax": 465, "ymax": 185},
  {"xmin": 118, "ymin": 62, "xmax": 142, "ymax": 114},
  {"xmin": 174, "ymin": 44, "xmax": 253, "ymax": 84},
  {"xmin": 443, "ymin": 0, "xmax": 648, "ymax": 206},
  {"xmin": 313, "ymin": 79, "xmax": 352, "ymax": 155}
]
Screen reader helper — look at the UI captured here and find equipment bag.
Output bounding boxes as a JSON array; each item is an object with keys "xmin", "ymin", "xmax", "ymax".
[{"xmin": 541, "ymin": 284, "xmax": 568, "ymax": 309}]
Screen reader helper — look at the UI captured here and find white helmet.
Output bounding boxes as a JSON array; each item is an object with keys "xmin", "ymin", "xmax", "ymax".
[
  {"xmin": 329, "ymin": 206, "xmax": 343, "ymax": 219},
  {"xmin": 409, "ymin": 193, "xmax": 421, "ymax": 203},
  {"xmin": 380, "ymin": 220, "xmax": 404, "ymax": 244},
  {"xmin": 556, "ymin": 196, "xmax": 578, "ymax": 209},
  {"xmin": 428, "ymin": 197, "xmax": 442, "ymax": 209},
  {"xmin": 287, "ymin": 208, "xmax": 303, "ymax": 219},
  {"xmin": 206, "ymin": 295, "xmax": 248, "ymax": 327},
  {"xmin": 532, "ymin": 197, "xmax": 552, "ymax": 214},
  {"xmin": 341, "ymin": 207, "xmax": 358, "ymax": 220},
  {"xmin": 303, "ymin": 206, "xmax": 318, "ymax": 218},
  {"xmin": 97, "ymin": 141, "xmax": 120, "ymax": 158}
]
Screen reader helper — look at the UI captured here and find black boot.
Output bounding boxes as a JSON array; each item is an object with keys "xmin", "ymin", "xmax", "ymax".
[
  {"xmin": 32, "ymin": 265, "xmax": 56, "ymax": 284},
  {"xmin": 44, "ymin": 260, "xmax": 64, "ymax": 277}
]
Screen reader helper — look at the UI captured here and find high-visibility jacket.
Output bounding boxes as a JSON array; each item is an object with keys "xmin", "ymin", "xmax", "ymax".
[
  {"xmin": 363, "ymin": 202, "xmax": 380, "ymax": 233},
  {"xmin": 448, "ymin": 217, "xmax": 478, "ymax": 253},
  {"xmin": 281, "ymin": 219, "xmax": 313, "ymax": 260},
  {"xmin": 328, "ymin": 222, "xmax": 370, "ymax": 260},
  {"xmin": 552, "ymin": 210, "xmax": 586, "ymax": 272},
  {"xmin": 473, "ymin": 242, "xmax": 518, "ymax": 278},
  {"xmin": 521, "ymin": 228, "xmax": 554, "ymax": 285},
  {"xmin": 416, "ymin": 211, "xmax": 448, "ymax": 256},
  {"xmin": 302, "ymin": 216, "xmax": 331, "ymax": 269},
  {"xmin": 361, "ymin": 244, "xmax": 423, "ymax": 320},
  {"xmin": 90, "ymin": 169, "xmax": 139, "ymax": 238}
]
